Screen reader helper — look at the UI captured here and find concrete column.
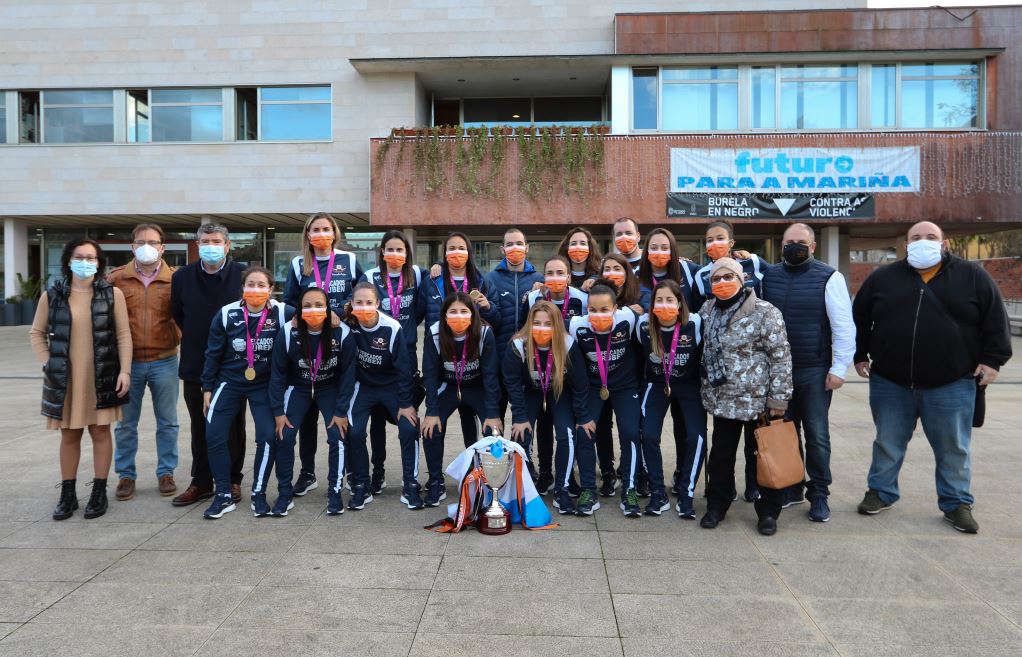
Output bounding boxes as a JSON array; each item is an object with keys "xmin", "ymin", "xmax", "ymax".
[
  {"xmin": 4, "ymin": 218, "xmax": 29, "ymax": 299},
  {"xmin": 610, "ymin": 66, "xmax": 630, "ymax": 135},
  {"xmin": 820, "ymin": 226, "xmax": 840, "ymax": 269}
]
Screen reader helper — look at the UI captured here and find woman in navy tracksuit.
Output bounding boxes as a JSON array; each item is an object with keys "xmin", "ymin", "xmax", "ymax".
[
  {"xmin": 418, "ymin": 231, "xmax": 500, "ymax": 448},
  {"xmin": 556, "ymin": 226, "xmax": 603, "ymax": 292},
  {"xmin": 344, "ymin": 282, "xmax": 421, "ymax": 511},
  {"xmin": 637, "ymin": 279, "xmax": 706, "ymax": 520},
  {"xmin": 356, "ymin": 230, "xmax": 425, "ymax": 496},
  {"xmin": 568, "ymin": 281, "xmax": 642, "ymax": 518},
  {"xmin": 421, "ymin": 292, "xmax": 502, "ymax": 508},
  {"xmin": 269, "ymin": 286, "xmax": 356, "ymax": 518},
  {"xmin": 503, "ymin": 300, "xmax": 594, "ymax": 516},
  {"xmin": 282, "ymin": 212, "xmax": 363, "ymax": 498},
  {"xmin": 201, "ymin": 266, "xmax": 293, "ymax": 520}
]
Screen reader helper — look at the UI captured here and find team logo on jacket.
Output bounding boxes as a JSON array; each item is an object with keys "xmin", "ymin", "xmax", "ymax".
[
  {"xmin": 614, "ymin": 330, "xmax": 626, "ymax": 341},
  {"xmin": 372, "ymin": 337, "xmax": 388, "ymax": 350},
  {"xmin": 263, "ymin": 318, "xmax": 277, "ymax": 329},
  {"xmin": 679, "ymin": 335, "xmax": 693, "ymax": 344},
  {"xmin": 231, "ymin": 338, "xmax": 246, "ymax": 352}
]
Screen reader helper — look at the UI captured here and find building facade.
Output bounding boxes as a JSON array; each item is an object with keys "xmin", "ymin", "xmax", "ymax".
[{"xmin": 2, "ymin": 1, "xmax": 1021, "ymax": 296}]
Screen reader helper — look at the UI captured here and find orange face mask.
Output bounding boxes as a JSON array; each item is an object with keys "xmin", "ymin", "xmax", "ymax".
[
  {"xmin": 545, "ymin": 276, "xmax": 567, "ymax": 294},
  {"xmin": 302, "ymin": 307, "xmax": 328, "ymax": 330},
  {"xmin": 567, "ymin": 245, "xmax": 589, "ymax": 263},
  {"xmin": 446, "ymin": 251, "xmax": 469, "ymax": 269},
  {"xmin": 531, "ymin": 326, "xmax": 553, "ymax": 347},
  {"xmin": 604, "ymin": 270, "xmax": 626, "ymax": 288},
  {"xmin": 243, "ymin": 289, "xmax": 270, "ymax": 308},
  {"xmin": 504, "ymin": 245, "xmax": 526, "ymax": 266},
  {"xmin": 589, "ymin": 312, "xmax": 614, "ymax": 332},
  {"xmin": 309, "ymin": 234, "xmax": 334, "ymax": 251},
  {"xmin": 352, "ymin": 308, "xmax": 378, "ymax": 324},
  {"xmin": 446, "ymin": 314, "xmax": 472, "ymax": 334},
  {"xmin": 712, "ymin": 278, "xmax": 742, "ymax": 300},
  {"xmin": 615, "ymin": 235, "xmax": 637, "ymax": 255},
  {"xmin": 648, "ymin": 252, "xmax": 672, "ymax": 269},
  {"xmin": 652, "ymin": 304, "xmax": 679, "ymax": 323},
  {"xmin": 383, "ymin": 253, "xmax": 406, "ymax": 270},
  {"xmin": 706, "ymin": 240, "xmax": 730, "ymax": 261}
]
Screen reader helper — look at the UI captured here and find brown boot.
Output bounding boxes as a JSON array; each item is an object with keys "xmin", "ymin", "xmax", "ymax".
[
  {"xmin": 115, "ymin": 477, "xmax": 135, "ymax": 501},
  {"xmin": 158, "ymin": 474, "xmax": 177, "ymax": 497},
  {"xmin": 171, "ymin": 484, "xmax": 213, "ymax": 507},
  {"xmin": 230, "ymin": 483, "xmax": 242, "ymax": 503}
]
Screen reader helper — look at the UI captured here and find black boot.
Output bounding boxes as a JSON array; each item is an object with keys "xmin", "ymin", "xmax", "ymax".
[
  {"xmin": 52, "ymin": 479, "xmax": 78, "ymax": 521},
  {"xmin": 83, "ymin": 478, "xmax": 108, "ymax": 519}
]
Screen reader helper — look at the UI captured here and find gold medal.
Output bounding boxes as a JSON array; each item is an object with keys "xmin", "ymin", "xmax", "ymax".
[
  {"xmin": 599, "ymin": 387, "xmax": 609, "ymax": 400},
  {"xmin": 456, "ymin": 388, "xmax": 462, "ymax": 402},
  {"xmin": 664, "ymin": 385, "xmax": 672, "ymax": 397},
  {"xmin": 244, "ymin": 367, "xmax": 256, "ymax": 381}
]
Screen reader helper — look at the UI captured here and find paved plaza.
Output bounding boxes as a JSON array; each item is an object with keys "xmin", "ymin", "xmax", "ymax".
[{"xmin": 0, "ymin": 325, "xmax": 1020, "ymax": 657}]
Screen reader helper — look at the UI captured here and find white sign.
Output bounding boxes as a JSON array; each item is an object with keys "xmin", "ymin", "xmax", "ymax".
[{"xmin": 670, "ymin": 147, "xmax": 920, "ymax": 194}]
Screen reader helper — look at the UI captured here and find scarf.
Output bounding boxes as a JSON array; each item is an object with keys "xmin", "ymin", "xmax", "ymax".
[{"xmin": 704, "ymin": 289, "xmax": 746, "ymax": 388}]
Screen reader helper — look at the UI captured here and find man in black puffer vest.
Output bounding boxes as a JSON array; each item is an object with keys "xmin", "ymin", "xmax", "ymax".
[{"xmin": 763, "ymin": 223, "xmax": 855, "ymax": 524}]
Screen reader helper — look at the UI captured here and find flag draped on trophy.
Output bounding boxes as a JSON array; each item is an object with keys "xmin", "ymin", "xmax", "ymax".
[{"xmin": 426, "ymin": 436, "xmax": 556, "ymax": 532}]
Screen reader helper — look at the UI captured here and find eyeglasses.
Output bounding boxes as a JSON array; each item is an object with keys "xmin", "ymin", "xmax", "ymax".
[
  {"xmin": 132, "ymin": 240, "xmax": 162, "ymax": 248},
  {"xmin": 710, "ymin": 273, "xmax": 738, "ymax": 283},
  {"xmin": 71, "ymin": 256, "xmax": 99, "ymax": 264}
]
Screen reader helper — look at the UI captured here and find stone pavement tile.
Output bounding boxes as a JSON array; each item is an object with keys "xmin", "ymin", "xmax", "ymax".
[
  {"xmin": 410, "ymin": 633, "xmax": 622, "ymax": 657},
  {"xmin": 0, "ymin": 522, "xmax": 33, "ymax": 541},
  {"xmin": 615, "ymin": 593, "xmax": 824, "ymax": 642},
  {"xmin": 0, "ymin": 496, "xmax": 61, "ymax": 522},
  {"xmin": 767, "ymin": 507, "xmax": 892, "ymax": 536},
  {"xmin": 941, "ymin": 565, "xmax": 1022, "ymax": 606},
  {"xmin": 94, "ymin": 550, "xmax": 280, "ymax": 585},
  {"xmin": 33, "ymin": 582, "xmax": 253, "ymax": 628},
  {"xmin": 774, "ymin": 560, "xmax": 965, "ymax": 600},
  {"xmin": 0, "ymin": 548, "xmax": 127, "ymax": 582},
  {"xmin": 547, "ymin": 510, "xmax": 598, "ymax": 530},
  {"xmin": 57, "ymin": 494, "xmax": 193, "ymax": 524},
  {"xmin": 622, "ymin": 638, "xmax": 840, "ymax": 657},
  {"xmin": 194, "ymin": 628, "xmax": 414, "ymax": 657},
  {"xmin": 292, "ymin": 523, "xmax": 450, "ymax": 555},
  {"xmin": 751, "ymin": 534, "xmax": 919, "ymax": 564},
  {"xmin": 0, "ymin": 623, "xmax": 210, "ymax": 657},
  {"xmin": 594, "ymin": 507, "xmax": 711, "ymax": 532},
  {"xmin": 600, "ymin": 527, "xmax": 761, "ymax": 561},
  {"xmin": 837, "ymin": 645, "xmax": 1022, "ymax": 657},
  {"xmin": 606, "ymin": 559, "xmax": 786, "ymax": 596},
  {"xmin": 801, "ymin": 598, "xmax": 1022, "ymax": 649},
  {"xmin": 433, "ymin": 556, "xmax": 608, "ymax": 593},
  {"xmin": 0, "ymin": 521, "xmax": 166, "ymax": 550},
  {"xmin": 443, "ymin": 526, "xmax": 602, "ymax": 559},
  {"xmin": 137, "ymin": 520, "xmax": 305, "ymax": 552},
  {"xmin": 418, "ymin": 591, "xmax": 618, "ymax": 637},
  {"xmin": 995, "ymin": 603, "xmax": 1022, "ymax": 627},
  {"xmin": 0, "ymin": 625, "xmax": 16, "ymax": 641},
  {"xmin": 259, "ymin": 553, "xmax": 440, "ymax": 589},
  {"xmin": 225, "ymin": 587, "xmax": 428, "ymax": 632},
  {"xmin": 0, "ymin": 581, "xmax": 78, "ymax": 623},
  {"xmin": 174, "ymin": 493, "xmax": 325, "ymax": 524},
  {"xmin": 872, "ymin": 507, "xmax": 1022, "ymax": 538},
  {"xmin": 907, "ymin": 536, "xmax": 1022, "ymax": 568}
]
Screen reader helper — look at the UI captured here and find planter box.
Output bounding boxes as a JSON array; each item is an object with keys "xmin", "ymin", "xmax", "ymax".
[
  {"xmin": 587, "ymin": 124, "xmax": 611, "ymax": 135},
  {"xmin": 2, "ymin": 303, "xmax": 20, "ymax": 327},
  {"xmin": 20, "ymin": 298, "xmax": 37, "ymax": 325}
]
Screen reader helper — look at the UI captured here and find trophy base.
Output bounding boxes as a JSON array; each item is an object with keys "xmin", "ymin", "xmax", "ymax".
[{"xmin": 477, "ymin": 509, "xmax": 512, "ymax": 536}]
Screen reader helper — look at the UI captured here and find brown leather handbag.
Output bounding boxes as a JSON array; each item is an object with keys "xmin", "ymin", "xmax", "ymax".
[{"xmin": 753, "ymin": 414, "xmax": 805, "ymax": 489}]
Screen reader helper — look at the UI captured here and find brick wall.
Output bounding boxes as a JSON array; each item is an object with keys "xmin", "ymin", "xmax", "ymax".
[{"xmin": 850, "ymin": 257, "xmax": 1022, "ymax": 300}]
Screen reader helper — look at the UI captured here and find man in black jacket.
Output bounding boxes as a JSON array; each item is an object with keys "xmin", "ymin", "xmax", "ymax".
[
  {"xmin": 169, "ymin": 223, "xmax": 248, "ymax": 506},
  {"xmin": 852, "ymin": 221, "xmax": 1012, "ymax": 533}
]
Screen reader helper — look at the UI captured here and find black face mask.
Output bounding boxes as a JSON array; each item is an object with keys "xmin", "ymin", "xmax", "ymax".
[{"xmin": 782, "ymin": 243, "xmax": 811, "ymax": 266}]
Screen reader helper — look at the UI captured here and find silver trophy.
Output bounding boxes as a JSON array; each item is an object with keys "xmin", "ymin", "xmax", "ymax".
[{"xmin": 477, "ymin": 441, "xmax": 515, "ymax": 535}]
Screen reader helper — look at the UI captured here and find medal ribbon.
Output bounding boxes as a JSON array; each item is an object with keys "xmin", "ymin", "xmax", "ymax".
[
  {"xmin": 453, "ymin": 339, "xmax": 468, "ymax": 396},
  {"xmin": 312, "ymin": 250, "xmax": 336, "ymax": 293},
  {"xmin": 593, "ymin": 331, "xmax": 612, "ymax": 391},
  {"xmin": 534, "ymin": 347, "xmax": 554, "ymax": 399},
  {"xmin": 662, "ymin": 323, "xmax": 681, "ymax": 391},
  {"xmin": 385, "ymin": 271, "xmax": 404, "ymax": 319},
  {"xmin": 449, "ymin": 275, "xmax": 468, "ymax": 294},
  {"xmin": 545, "ymin": 291, "xmax": 570, "ymax": 322},
  {"xmin": 309, "ymin": 338, "xmax": 324, "ymax": 386},
  {"xmin": 243, "ymin": 305, "xmax": 270, "ymax": 374}
]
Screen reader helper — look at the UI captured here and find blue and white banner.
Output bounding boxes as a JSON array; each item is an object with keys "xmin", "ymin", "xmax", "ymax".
[{"xmin": 670, "ymin": 147, "xmax": 920, "ymax": 194}]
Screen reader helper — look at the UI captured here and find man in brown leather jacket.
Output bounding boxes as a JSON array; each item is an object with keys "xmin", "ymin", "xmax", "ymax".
[{"xmin": 107, "ymin": 223, "xmax": 181, "ymax": 501}]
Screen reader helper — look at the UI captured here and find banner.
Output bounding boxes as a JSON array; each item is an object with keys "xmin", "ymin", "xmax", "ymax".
[
  {"xmin": 666, "ymin": 193, "xmax": 874, "ymax": 219},
  {"xmin": 670, "ymin": 147, "xmax": 920, "ymax": 194}
]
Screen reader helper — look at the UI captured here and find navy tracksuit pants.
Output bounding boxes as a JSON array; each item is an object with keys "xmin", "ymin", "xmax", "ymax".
[
  {"xmin": 424, "ymin": 385, "xmax": 492, "ymax": 482},
  {"xmin": 269, "ymin": 384, "xmax": 346, "ymax": 497},
  {"xmin": 640, "ymin": 382, "xmax": 706, "ymax": 499},
  {"xmin": 517, "ymin": 389, "xmax": 578, "ymax": 494},
  {"xmin": 577, "ymin": 387, "xmax": 641, "ymax": 494},
  {"xmin": 346, "ymin": 382, "xmax": 419, "ymax": 489},
  {"xmin": 205, "ymin": 381, "xmax": 275, "ymax": 497}
]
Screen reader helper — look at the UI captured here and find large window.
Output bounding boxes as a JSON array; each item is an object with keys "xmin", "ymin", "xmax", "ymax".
[
  {"xmin": 0, "ymin": 94, "xmax": 5, "ymax": 143},
  {"xmin": 42, "ymin": 89, "xmax": 114, "ymax": 143},
  {"xmin": 632, "ymin": 68, "xmax": 658, "ymax": 130},
  {"xmin": 902, "ymin": 62, "xmax": 980, "ymax": 128},
  {"xmin": 258, "ymin": 86, "xmax": 331, "ymax": 140},
  {"xmin": 460, "ymin": 96, "xmax": 603, "ymax": 128},
  {"xmin": 779, "ymin": 65, "xmax": 858, "ymax": 130},
  {"xmin": 150, "ymin": 88, "xmax": 223, "ymax": 142},
  {"xmin": 662, "ymin": 67, "xmax": 738, "ymax": 131}
]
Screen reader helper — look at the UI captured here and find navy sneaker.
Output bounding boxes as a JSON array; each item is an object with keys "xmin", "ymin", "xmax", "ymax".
[
  {"xmin": 327, "ymin": 490, "xmax": 344, "ymax": 515},
  {"xmin": 552, "ymin": 489, "xmax": 576, "ymax": 515},
  {"xmin": 424, "ymin": 479, "xmax": 447, "ymax": 508},
  {"xmin": 782, "ymin": 489, "xmax": 806, "ymax": 509},
  {"xmin": 400, "ymin": 481, "xmax": 424, "ymax": 510},
  {"xmin": 676, "ymin": 495, "xmax": 696, "ymax": 520},
  {"xmin": 620, "ymin": 488, "xmax": 641, "ymax": 518},
  {"xmin": 599, "ymin": 473, "xmax": 619, "ymax": 498},
  {"xmin": 250, "ymin": 493, "xmax": 271, "ymax": 517},
  {"xmin": 293, "ymin": 472, "xmax": 318, "ymax": 497},
  {"xmin": 636, "ymin": 470, "xmax": 651, "ymax": 498},
  {"xmin": 271, "ymin": 496, "xmax": 294, "ymax": 517},
  {"xmin": 203, "ymin": 493, "xmax": 236, "ymax": 519},
  {"xmin": 808, "ymin": 496, "xmax": 831, "ymax": 523},
  {"xmin": 347, "ymin": 484, "xmax": 372, "ymax": 510},
  {"xmin": 371, "ymin": 470, "xmax": 386, "ymax": 496},
  {"xmin": 535, "ymin": 471, "xmax": 555, "ymax": 496},
  {"xmin": 644, "ymin": 491, "xmax": 670, "ymax": 516},
  {"xmin": 575, "ymin": 489, "xmax": 601, "ymax": 516}
]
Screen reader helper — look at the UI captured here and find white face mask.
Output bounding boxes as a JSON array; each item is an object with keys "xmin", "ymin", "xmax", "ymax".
[
  {"xmin": 134, "ymin": 244, "xmax": 160, "ymax": 265},
  {"xmin": 906, "ymin": 239, "xmax": 943, "ymax": 270}
]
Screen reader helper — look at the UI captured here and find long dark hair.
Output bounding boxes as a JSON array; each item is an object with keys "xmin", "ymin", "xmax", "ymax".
[
  {"xmin": 648, "ymin": 279, "xmax": 690, "ymax": 358},
  {"xmin": 378, "ymin": 229, "xmax": 415, "ymax": 285},
  {"xmin": 295, "ymin": 286, "xmax": 330, "ymax": 364},
  {"xmin": 601, "ymin": 253, "xmax": 641, "ymax": 307},
  {"xmin": 638, "ymin": 228, "xmax": 682, "ymax": 288},
  {"xmin": 341, "ymin": 281, "xmax": 379, "ymax": 329},
  {"xmin": 438, "ymin": 292, "xmax": 481, "ymax": 361},
  {"xmin": 60, "ymin": 238, "xmax": 106, "ymax": 282},
  {"xmin": 556, "ymin": 226, "xmax": 603, "ymax": 277},
  {"xmin": 440, "ymin": 231, "xmax": 481, "ymax": 293}
]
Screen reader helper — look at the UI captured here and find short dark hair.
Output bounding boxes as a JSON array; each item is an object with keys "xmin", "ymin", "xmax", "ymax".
[
  {"xmin": 131, "ymin": 223, "xmax": 165, "ymax": 243},
  {"xmin": 707, "ymin": 221, "xmax": 734, "ymax": 239},
  {"xmin": 60, "ymin": 238, "xmax": 106, "ymax": 281},
  {"xmin": 613, "ymin": 216, "xmax": 638, "ymax": 232},
  {"xmin": 240, "ymin": 265, "xmax": 274, "ymax": 289},
  {"xmin": 196, "ymin": 223, "xmax": 229, "ymax": 242}
]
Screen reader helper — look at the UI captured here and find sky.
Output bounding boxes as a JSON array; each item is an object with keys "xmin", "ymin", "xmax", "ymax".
[{"xmin": 868, "ymin": 1, "xmax": 1018, "ymax": 6}]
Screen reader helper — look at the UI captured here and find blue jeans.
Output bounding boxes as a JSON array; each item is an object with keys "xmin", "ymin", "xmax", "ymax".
[
  {"xmin": 114, "ymin": 355, "xmax": 180, "ymax": 480},
  {"xmin": 783, "ymin": 366, "xmax": 833, "ymax": 499},
  {"xmin": 867, "ymin": 372, "xmax": 975, "ymax": 512}
]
